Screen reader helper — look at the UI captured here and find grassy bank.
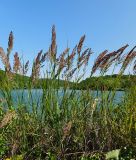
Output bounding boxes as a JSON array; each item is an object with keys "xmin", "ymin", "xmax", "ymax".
[{"xmin": 0, "ymin": 26, "xmax": 136, "ymax": 159}]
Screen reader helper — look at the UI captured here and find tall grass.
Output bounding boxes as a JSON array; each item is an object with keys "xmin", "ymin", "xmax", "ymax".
[{"xmin": 0, "ymin": 26, "xmax": 136, "ymax": 159}]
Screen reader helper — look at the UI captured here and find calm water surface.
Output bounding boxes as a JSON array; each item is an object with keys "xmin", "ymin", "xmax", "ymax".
[{"xmin": 0, "ymin": 89, "xmax": 125, "ymax": 108}]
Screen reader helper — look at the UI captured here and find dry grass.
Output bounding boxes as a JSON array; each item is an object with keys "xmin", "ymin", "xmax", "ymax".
[{"xmin": 0, "ymin": 110, "xmax": 16, "ymax": 128}]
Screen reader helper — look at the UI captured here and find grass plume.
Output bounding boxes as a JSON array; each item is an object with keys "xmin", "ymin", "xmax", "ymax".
[{"xmin": 0, "ymin": 26, "xmax": 136, "ymax": 159}]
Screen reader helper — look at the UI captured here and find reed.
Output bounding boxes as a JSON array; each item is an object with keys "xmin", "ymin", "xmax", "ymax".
[
  {"xmin": 91, "ymin": 50, "xmax": 108, "ymax": 75},
  {"xmin": 121, "ymin": 46, "xmax": 136, "ymax": 72},
  {"xmin": 77, "ymin": 35, "xmax": 86, "ymax": 54},
  {"xmin": 13, "ymin": 52, "xmax": 22, "ymax": 73},
  {"xmin": 7, "ymin": 31, "xmax": 13, "ymax": 57},
  {"xmin": 0, "ymin": 26, "xmax": 136, "ymax": 159},
  {"xmin": 22, "ymin": 60, "xmax": 29, "ymax": 75}
]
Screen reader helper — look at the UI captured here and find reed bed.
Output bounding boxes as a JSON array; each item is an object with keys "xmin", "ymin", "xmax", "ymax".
[{"xmin": 0, "ymin": 26, "xmax": 136, "ymax": 159}]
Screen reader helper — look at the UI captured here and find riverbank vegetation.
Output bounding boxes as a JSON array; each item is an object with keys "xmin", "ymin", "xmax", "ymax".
[
  {"xmin": 0, "ymin": 26, "xmax": 136, "ymax": 159},
  {"xmin": 0, "ymin": 70, "xmax": 136, "ymax": 90},
  {"xmin": 76, "ymin": 74, "xmax": 136, "ymax": 90}
]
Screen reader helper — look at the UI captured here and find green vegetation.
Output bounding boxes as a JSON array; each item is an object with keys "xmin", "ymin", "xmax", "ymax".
[
  {"xmin": 0, "ymin": 26, "xmax": 136, "ymax": 159},
  {"xmin": 0, "ymin": 69, "xmax": 74, "ymax": 90},
  {"xmin": 1, "ymin": 70, "xmax": 136, "ymax": 91},
  {"xmin": 76, "ymin": 74, "xmax": 136, "ymax": 90}
]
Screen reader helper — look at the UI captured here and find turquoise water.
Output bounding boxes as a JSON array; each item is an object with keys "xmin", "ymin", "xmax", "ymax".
[{"xmin": 0, "ymin": 89, "xmax": 125, "ymax": 108}]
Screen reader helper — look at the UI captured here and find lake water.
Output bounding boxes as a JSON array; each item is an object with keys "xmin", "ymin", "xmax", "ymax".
[{"xmin": 0, "ymin": 89, "xmax": 125, "ymax": 108}]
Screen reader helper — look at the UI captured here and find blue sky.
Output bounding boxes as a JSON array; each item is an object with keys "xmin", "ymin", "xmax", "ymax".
[{"xmin": 0, "ymin": 0, "xmax": 136, "ymax": 77}]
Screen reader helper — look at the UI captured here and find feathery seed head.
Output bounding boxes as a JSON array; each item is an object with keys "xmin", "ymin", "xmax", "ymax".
[
  {"xmin": 77, "ymin": 35, "xmax": 85, "ymax": 54},
  {"xmin": 7, "ymin": 31, "xmax": 14, "ymax": 55}
]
